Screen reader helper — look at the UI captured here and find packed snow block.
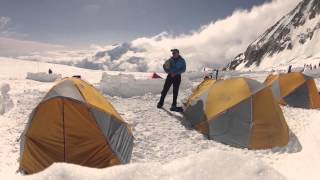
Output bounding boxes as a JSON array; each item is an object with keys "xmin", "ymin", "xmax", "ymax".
[
  {"xmin": 26, "ymin": 72, "xmax": 62, "ymax": 82},
  {"xmin": 100, "ymin": 73, "xmax": 192, "ymax": 98},
  {"xmin": 0, "ymin": 83, "xmax": 14, "ymax": 115},
  {"xmin": 292, "ymin": 67, "xmax": 304, "ymax": 73},
  {"xmin": 0, "ymin": 83, "xmax": 10, "ymax": 94}
]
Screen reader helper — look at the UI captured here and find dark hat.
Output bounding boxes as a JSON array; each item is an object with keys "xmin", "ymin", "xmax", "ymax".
[{"xmin": 171, "ymin": 49, "xmax": 179, "ymax": 53}]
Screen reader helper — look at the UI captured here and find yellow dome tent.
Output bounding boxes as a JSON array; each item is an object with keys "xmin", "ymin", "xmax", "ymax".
[
  {"xmin": 264, "ymin": 72, "xmax": 320, "ymax": 109},
  {"xmin": 184, "ymin": 78, "xmax": 289, "ymax": 149},
  {"xmin": 19, "ymin": 77, "xmax": 134, "ymax": 174}
]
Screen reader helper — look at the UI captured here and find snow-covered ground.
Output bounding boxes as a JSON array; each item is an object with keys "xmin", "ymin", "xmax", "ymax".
[{"xmin": 1, "ymin": 58, "xmax": 320, "ymax": 180}]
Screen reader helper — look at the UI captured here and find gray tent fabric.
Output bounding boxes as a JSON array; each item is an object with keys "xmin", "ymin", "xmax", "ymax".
[
  {"xmin": 245, "ymin": 79, "xmax": 265, "ymax": 94},
  {"xmin": 91, "ymin": 108, "xmax": 121, "ymax": 140},
  {"xmin": 184, "ymin": 100, "xmax": 206, "ymax": 127},
  {"xmin": 270, "ymin": 79, "xmax": 281, "ymax": 99},
  {"xmin": 284, "ymin": 83, "xmax": 310, "ymax": 109},
  {"xmin": 43, "ymin": 80, "xmax": 84, "ymax": 102},
  {"xmin": 183, "ymin": 92, "xmax": 209, "ymax": 127},
  {"xmin": 91, "ymin": 108, "xmax": 133, "ymax": 164},
  {"xmin": 208, "ymin": 98, "xmax": 253, "ymax": 148},
  {"xmin": 110, "ymin": 125, "xmax": 134, "ymax": 164}
]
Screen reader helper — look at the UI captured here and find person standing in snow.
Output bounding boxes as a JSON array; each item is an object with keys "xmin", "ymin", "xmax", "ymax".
[{"xmin": 157, "ymin": 49, "xmax": 186, "ymax": 111}]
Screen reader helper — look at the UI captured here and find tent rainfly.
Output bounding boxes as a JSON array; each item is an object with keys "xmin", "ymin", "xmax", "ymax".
[
  {"xmin": 19, "ymin": 77, "xmax": 134, "ymax": 174},
  {"xmin": 264, "ymin": 72, "xmax": 320, "ymax": 109},
  {"xmin": 184, "ymin": 78, "xmax": 289, "ymax": 149}
]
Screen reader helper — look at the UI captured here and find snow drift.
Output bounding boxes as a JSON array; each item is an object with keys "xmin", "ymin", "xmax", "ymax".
[
  {"xmin": 26, "ymin": 72, "xmax": 62, "ymax": 82},
  {"xmin": 99, "ymin": 73, "xmax": 192, "ymax": 98},
  {"xmin": 0, "ymin": 83, "xmax": 13, "ymax": 115},
  {"xmin": 25, "ymin": 149, "xmax": 285, "ymax": 180}
]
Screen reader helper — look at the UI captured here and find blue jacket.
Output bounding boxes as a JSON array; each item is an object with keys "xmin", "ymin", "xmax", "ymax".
[{"xmin": 163, "ymin": 56, "xmax": 186, "ymax": 74}]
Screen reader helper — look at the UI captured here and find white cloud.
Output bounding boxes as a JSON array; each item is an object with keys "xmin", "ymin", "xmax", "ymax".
[{"xmin": 118, "ymin": 0, "xmax": 302, "ymax": 71}]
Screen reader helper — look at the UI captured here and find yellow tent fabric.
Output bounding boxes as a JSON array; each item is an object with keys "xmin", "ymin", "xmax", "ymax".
[
  {"xmin": 184, "ymin": 77, "xmax": 289, "ymax": 149},
  {"xmin": 20, "ymin": 77, "xmax": 134, "ymax": 174},
  {"xmin": 264, "ymin": 72, "xmax": 320, "ymax": 109}
]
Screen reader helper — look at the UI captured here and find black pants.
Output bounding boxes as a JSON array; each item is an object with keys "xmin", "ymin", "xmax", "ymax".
[{"xmin": 159, "ymin": 74, "xmax": 181, "ymax": 107}]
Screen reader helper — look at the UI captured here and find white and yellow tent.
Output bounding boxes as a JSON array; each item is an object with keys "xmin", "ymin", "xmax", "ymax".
[
  {"xmin": 184, "ymin": 78, "xmax": 289, "ymax": 149},
  {"xmin": 20, "ymin": 77, "xmax": 134, "ymax": 174},
  {"xmin": 264, "ymin": 72, "xmax": 320, "ymax": 109}
]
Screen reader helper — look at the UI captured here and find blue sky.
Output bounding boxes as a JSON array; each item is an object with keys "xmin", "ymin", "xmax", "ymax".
[{"xmin": 0, "ymin": 0, "xmax": 269, "ymax": 47}]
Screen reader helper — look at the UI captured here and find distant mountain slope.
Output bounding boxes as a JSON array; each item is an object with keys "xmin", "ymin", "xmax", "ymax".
[{"xmin": 226, "ymin": 0, "xmax": 320, "ymax": 71}]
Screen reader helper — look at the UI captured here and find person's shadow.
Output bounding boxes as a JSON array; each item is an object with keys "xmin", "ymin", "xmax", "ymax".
[
  {"xmin": 161, "ymin": 100, "xmax": 207, "ymax": 131},
  {"xmin": 161, "ymin": 108, "xmax": 193, "ymax": 130}
]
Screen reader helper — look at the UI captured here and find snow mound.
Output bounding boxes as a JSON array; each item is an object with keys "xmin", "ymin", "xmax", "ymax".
[
  {"xmin": 100, "ymin": 73, "xmax": 192, "ymax": 98},
  {"xmin": 0, "ymin": 83, "xmax": 14, "ymax": 115},
  {"xmin": 26, "ymin": 72, "xmax": 62, "ymax": 82},
  {"xmin": 27, "ymin": 149, "xmax": 285, "ymax": 180}
]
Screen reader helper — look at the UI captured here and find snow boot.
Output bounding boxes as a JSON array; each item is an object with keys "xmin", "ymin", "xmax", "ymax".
[
  {"xmin": 170, "ymin": 106, "xmax": 183, "ymax": 112},
  {"xmin": 157, "ymin": 102, "xmax": 163, "ymax": 108}
]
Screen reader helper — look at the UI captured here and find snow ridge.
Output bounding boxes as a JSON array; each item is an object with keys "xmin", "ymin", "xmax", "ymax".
[{"xmin": 226, "ymin": 0, "xmax": 320, "ymax": 71}]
